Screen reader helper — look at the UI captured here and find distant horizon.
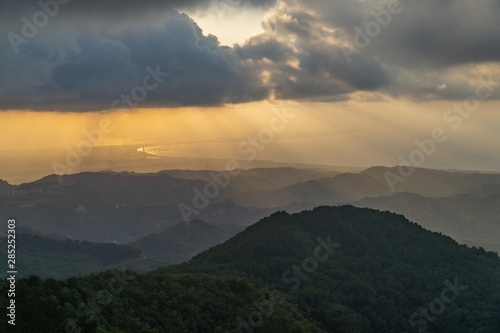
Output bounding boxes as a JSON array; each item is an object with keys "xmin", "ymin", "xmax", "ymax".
[{"xmin": 3, "ymin": 152, "xmax": 500, "ymax": 186}]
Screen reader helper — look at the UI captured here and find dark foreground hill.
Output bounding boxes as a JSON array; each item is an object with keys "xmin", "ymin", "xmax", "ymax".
[
  {"xmin": 1, "ymin": 272, "xmax": 330, "ymax": 332},
  {"xmin": 170, "ymin": 205, "xmax": 500, "ymax": 332},
  {"xmin": 2, "ymin": 206, "xmax": 499, "ymax": 332}
]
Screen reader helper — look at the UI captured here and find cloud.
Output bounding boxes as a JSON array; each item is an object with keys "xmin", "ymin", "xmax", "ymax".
[
  {"xmin": 239, "ymin": 0, "xmax": 500, "ymax": 102},
  {"xmin": 0, "ymin": 0, "xmax": 499, "ymax": 111},
  {"xmin": 0, "ymin": 4, "xmax": 269, "ymax": 111},
  {"xmin": 0, "ymin": 0, "xmax": 276, "ymax": 17},
  {"xmin": 234, "ymin": 0, "xmax": 392, "ymax": 101}
]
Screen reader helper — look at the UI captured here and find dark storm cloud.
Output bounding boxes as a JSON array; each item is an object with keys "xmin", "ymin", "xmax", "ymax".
[
  {"xmin": 0, "ymin": 0, "xmax": 276, "ymax": 16},
  {"xmin": 0, "ymin": 3, "xmax": 269, "ymax": 111},
  {"xmin": 293, "ymin": 0, "xmax": 500, "ymax": 65},
  {"xmin": 0, "ymin": 0, "xmax": 499, "ymax": 111},
  {"xmin": 321, "ymin": 0, "xmax": 500, "ymax": 73}
]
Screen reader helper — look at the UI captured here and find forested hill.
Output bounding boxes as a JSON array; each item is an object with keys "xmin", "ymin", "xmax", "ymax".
[
  {"xmin": 0, "ymin": 233, "xmax": 145, "ymax": 279},
  {"xmin": 2, "ymin": 206, "xmax": 500, "ymax": 332},
  {"xmin": 169, "ymin": 205, "xmax": 500, "ymax": 332}
]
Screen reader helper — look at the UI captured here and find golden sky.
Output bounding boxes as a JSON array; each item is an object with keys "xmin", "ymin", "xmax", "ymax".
[{"xmin": 1, "ymin": 98, "xmax": 499, "ymax": 184}]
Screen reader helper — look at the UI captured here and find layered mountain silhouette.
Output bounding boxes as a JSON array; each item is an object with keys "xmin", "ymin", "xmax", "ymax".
[
  {"xmin": 6, "ymin": 206, "xmax": 499, "ymax": 332},
  {"xmin": 356, "ymin": 191, "xmax": 500, "ymax": 254},
  {"xmin": 2, "ymin": 165, "xmax": 499, "ymax": 269}
]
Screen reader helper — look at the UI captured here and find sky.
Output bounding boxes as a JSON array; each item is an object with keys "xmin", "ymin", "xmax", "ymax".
[{"xmin": 1, "ymin": 0, "xmax": 500, "ymax": 184}]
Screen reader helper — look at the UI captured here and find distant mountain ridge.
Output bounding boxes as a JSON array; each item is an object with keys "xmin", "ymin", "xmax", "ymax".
[
  {"xmin": 0, "ymin": 171, "xmax": 276, "ymax": 242},
  {"xmin": 2, "ymin": 166, "xmax": 500, "ymax": 254},
  {"xmin": 0, "ymin": 179, "xmax": 12, "ymax": 194},
  {"xmin": 356, "ymin": 191, "xmax": 500, "ymax": 254}
]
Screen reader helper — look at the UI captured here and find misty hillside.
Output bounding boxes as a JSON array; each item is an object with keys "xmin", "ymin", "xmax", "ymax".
[
  {"xmin": 233, "ymin": 172, "xmax": 392, "ymax": 207},
  {"xmin": 2, "ymin": 166, "xmax": 500, "ymax": 253},
  {"xmin": 0, "ymin": 233, "xmax": 145, "ymax": 279},
  {"xmin": 356, "ymin": 191, "xmax": 500, "ymax": 254},
  {"xmin": 236, "ymin": 167, "xmax": 500, "ymax": 208},
  {"xmin": 130, "ymin": 219, "xmax": 245, "ymax": 264},
  {"xmin": 0, "ymin": 172, "xmax": 275, "ymax": 242},
  {"xmin": 164, "ymin": 167, "xmax": 334, "ymax": 188},
  {"xmin": 359, "ymin": 166, "xmax": 491, "ymax": 197},
  {"xmin": 5, "ymin": 206, "xmax": 499, "ymax": 332}
]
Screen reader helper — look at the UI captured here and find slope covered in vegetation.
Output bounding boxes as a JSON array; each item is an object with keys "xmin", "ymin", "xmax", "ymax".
[{"xmin": 3, "ymin": 206, "xmax": 499, "ymax": 332}]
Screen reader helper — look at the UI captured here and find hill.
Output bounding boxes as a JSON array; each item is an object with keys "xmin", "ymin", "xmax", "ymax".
[
  {"xmin": 0, "ymin": 172, "xmax": 273, "ymax": 242},
  {"xmin": 235, "ymin": 173, "xmax": 391, "ymax": 207},
  {"xmin": 356, "ymin": 191, "xmax": 500, "ymax": 254},
  {"xmin": 0, "ymin": 234, "xmax": 151, "ymax": 279},
  {"xmin": 0, "ymin": 179, "xmax": 12, "ymax": 193},
  {"xmin": 3, "ymin": 206, "xmax": 500, "ymax": 332},
  {"xmin": 130, "ymin": 220, "xmax": 245, "ymax": 264},
  {"xmin": 169, "ymin": 205, "xmax": 500, "ymax": 332},
  {"xmin": 361, "ymin": 166, "xmax": 500, "ymax": 197},
  {"xmin": 3, "ymin": 167, "xmax": 500, "ymax": 250},
  {"xmin": 1, "ymin": 272, "xmax": 333, "ymax": 332}
]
